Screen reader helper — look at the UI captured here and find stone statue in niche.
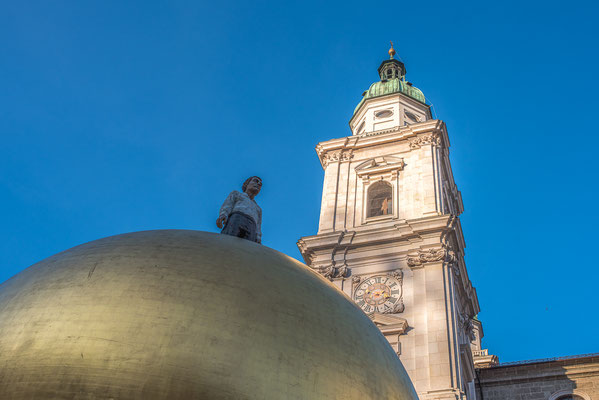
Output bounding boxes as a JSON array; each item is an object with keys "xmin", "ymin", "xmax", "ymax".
[
  {"xmin": 368, "ymin": 181, "xmax": 392, "ymax": 217},
  {"xmin": 217, "ymin": 176, "xmax": 262, "ymax": 243},
  {"xmin": 380, "ymin": 197, "xmax": 390, "ymax": 215}
]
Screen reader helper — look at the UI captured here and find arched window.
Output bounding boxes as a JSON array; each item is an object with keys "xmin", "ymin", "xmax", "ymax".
[
  {"xmin": 367, "ymin": 181, "xmax": 392, "ymax": 218},
  {"xmin": 549, "ymin": 390, "xmax": 590, "ymax": 400}
]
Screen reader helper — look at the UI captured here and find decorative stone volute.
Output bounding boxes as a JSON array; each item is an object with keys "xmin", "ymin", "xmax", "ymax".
[{"xmin": 409, "ymin": 132, "xmax": 443, "ymax": 149}]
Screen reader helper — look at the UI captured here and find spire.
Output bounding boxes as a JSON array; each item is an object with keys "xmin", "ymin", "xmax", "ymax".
[{"xmin": 388, "ymin": 41, "xmax": 396, "ymax": 59}]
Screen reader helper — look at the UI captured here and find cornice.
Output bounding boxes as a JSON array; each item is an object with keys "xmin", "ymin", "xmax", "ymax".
[
  {"xmin": 349, "ymin": 91, "xmax": 431, "ymax": 127},
  {"xmin": 297, "ymin": 215, "xmax": 458, "ymax": 269},
  {"xmin": 298, "ymin": 215, "xmax": 454, "ymax": 252},
  {"xmin": 298, "ymin": 215, "xmax": 479, "ymax": 314},
  {"xmin": 478, "ymin": 362, "xmax": 599, "ymax": 386},
  {"xmin": 314, "ymin": 120, "xmax": 447, "ymax": 169}
]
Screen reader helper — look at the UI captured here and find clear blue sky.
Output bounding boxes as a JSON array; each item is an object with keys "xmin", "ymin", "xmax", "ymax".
[{"xmin": 1, "ymin": 0, "xmax": 598, "ymax": 363}]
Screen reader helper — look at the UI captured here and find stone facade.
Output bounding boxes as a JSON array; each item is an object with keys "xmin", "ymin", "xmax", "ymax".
[
  {"xmin": 297, "ymin": 51, "xmax": 597, "ymax": 400},
  {"xmin": 298, "ymin": 55, "xmax": 479, "ymax": 400},
  {"xmin": 476, "ymin": 354, "xmax": 599, "ymax": 400}
]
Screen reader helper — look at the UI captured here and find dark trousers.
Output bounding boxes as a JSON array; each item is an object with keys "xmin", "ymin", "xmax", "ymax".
[{"xmin": 221, "ymin": 212, "xmax": 258, "ymax": 243}]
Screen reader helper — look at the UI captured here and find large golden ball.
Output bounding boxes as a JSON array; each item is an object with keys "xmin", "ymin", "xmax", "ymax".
[{"xmin": 0, "ymin": 230, "xmax": 418, "ymax": 399}]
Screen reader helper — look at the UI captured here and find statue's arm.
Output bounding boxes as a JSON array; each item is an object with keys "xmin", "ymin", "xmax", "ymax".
[
  {"xmin": 256, "ymin": 207, "xmax": 262, "ymax": 243},
  {"xmin": 216, "ymin": 191, "xmax": 238, "ymax": 228}
]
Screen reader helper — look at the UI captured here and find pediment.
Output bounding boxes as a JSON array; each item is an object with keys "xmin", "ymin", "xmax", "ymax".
[{"xmin": 355, "ymin": 156, "xmax": 405, "ymax": 177}]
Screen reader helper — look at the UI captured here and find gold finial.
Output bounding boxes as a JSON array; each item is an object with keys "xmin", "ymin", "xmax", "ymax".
[{"xmin": 388, "ymin": 41, "xmax": 396, "ymax": 59}]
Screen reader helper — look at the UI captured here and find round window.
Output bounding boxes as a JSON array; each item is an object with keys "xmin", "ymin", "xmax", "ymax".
[{"xmin": 375, "ymin": 110, "xmax": 393, "ymax": 119}]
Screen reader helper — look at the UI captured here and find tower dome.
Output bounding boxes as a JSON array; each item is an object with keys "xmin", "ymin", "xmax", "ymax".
[
  {"xmin": 0, "ymin": 230, "xmax": 418, "ymax": 399},
  {"xmin": 353, "ymin": 80, "xmax": 426, "ymax": 115},
  {"xmin": 350, "ymin": 45, "xmax": 431, "ymax": 136}
]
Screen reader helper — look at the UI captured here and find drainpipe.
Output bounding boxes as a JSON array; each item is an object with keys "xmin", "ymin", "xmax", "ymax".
[{"xmin": 475, "ymin": 369, "xmax": 484, "ymax": 400}]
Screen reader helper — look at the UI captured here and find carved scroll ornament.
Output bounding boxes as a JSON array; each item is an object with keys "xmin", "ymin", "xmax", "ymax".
[
  {"xmin": 407, "ymin": 247, "xmax": 460, "ymax": 275},
  {"xmin": 407, "ymin": 248, "xmax": 446, "ymax": 267},
  {"xmin": 385, "ymin": 269, "xmax": 405, "ymax": 314},
  {"xmin": 318, "ymin": 263, "xmax": 350, "ymax": 280},
  {"xmin": 409, "ymin": 133, "xmax": 442, "ymax": 149},
  {"xmin": 322, "ymin": 151, "xmax": 354, "ymax": 167},
  {"xmin": 459, "ymin": 311, "xmax": 476, "ymax": 341}
]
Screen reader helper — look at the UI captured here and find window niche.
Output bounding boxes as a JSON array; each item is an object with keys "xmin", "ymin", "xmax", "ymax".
[
  {"xmin": 367, "ymin": 181, "xmax": 393, "ymax": 218},
  {"xmin": 355, "ymin": 156, "xmax": 405, "ymax": 224}
]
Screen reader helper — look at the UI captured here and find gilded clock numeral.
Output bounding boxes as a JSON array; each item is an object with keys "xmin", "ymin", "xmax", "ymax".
[{"xmin": 353, "ymin": 275, "xmax": 402, "ymax": 314}]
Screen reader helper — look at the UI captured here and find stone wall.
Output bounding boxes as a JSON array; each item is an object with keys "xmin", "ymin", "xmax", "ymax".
[{"xmin": 476, "ymin": 355, "xmax": 599, "ymax": 400}]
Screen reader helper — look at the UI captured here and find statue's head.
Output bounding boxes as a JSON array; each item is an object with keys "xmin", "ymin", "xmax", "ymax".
[{"xmin": 242, "ymin": 176, "xmax": 262, "ymax": 196}]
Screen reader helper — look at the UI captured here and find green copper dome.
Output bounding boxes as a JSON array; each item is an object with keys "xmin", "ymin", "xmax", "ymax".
[{"xmin": 353, "ymin": 54, "xmax": 426, "ymax": 115}]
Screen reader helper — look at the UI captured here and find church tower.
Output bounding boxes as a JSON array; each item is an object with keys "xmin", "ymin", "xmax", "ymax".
[{"xmin": 298, "ymin": 44, "xmax": 481, "ymax": 400}]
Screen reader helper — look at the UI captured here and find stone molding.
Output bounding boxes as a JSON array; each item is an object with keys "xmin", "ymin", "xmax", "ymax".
[
  {"xmin": 409, "ymin": 132, "xmax": 442, "ymax": 149},
  {"xmin": 317, "ymin": 262, "xmax": 350, "ymax": 280},
  {"xmin": 355, "ymin": 156, "xmax": 405, "ymax": 182},
  {"xmin": 459, "ymin": 311, "xmax": 475, "ymax": 342},
  {"xmin": 361, "ymin": 126, "xmax": 401, "ymax": 137},
  {"xmin": 312, "ymin": 231, "xmax": 356, "ymax": 280},
  {"xmin": 473, "ymin": 349, "xmax": 500, "ymax": 369},
  {"xmin": 314, "ymin": 120, "xmax": 447, "ymax": 169},
  {"xmin": 477, "ymin": 355, "xmax": 599, "ymax": 385},
  {"xmin": 298, "ymin": 215, "xmax": 480, "ymax": 317},
  {"xmin": 406, "ymin": 247, "xmax": 445, "ymax": 266},
  {"xmin": 406, "ymin": 245, "xmax": 461, "ymax": 274},
  {"xmin": 387, "ymin": 269, "xmax": 405, "ymax": 314},
  {"xmin": 418, "ymin": 389, "xmax": 465, "ymax": 400},
  {"xmin": 369, "ymin": 313, "xmax": 408, "ymax": 357},
  {"xmin": 370, "ymin": 313, "xmax": 408, "ymax": 335},
  {"xmin": 321, "ymin": 150, "xmax": 354, "ymax": 168}
]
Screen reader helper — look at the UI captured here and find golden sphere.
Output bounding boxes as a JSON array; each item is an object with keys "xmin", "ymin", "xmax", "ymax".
[
  {"xmin": 389, "ymin": 41, "xmax": 396, "ymax": 59},
  {"xmin": 0, "ymin": 230, "xmax": 418, "ymax": 399}
]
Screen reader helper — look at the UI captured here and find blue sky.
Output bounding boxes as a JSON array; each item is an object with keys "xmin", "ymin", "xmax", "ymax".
[{"xmin": 1, "ymin": 0, "xmax": 598, "ymax": 363}]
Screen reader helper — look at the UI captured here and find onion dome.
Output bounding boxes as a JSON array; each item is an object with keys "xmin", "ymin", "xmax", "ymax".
[{"xmin": 354, "ymin": 44, "xmax": 426, "ymax": 115}]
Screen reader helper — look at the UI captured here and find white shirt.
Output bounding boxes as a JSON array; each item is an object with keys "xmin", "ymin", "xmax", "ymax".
[{"xmin": 219, "ymin": 190, "xmax": 262, "ymax": 241}]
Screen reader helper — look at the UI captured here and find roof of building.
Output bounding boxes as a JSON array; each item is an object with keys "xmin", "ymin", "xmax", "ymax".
[
  {"xmin": 353, "ymin": 78, "xmax": 426, "ymax": 115},
  {"xmin": 495, "ymin": 352, "xmax": 599, "ymax": 368},
  {"xmin": 353, "ymin": 45, "xmax": 427, "ymax": 116}
]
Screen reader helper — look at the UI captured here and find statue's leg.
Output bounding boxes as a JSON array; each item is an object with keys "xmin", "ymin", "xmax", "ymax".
[
  {"xmin": 222, "ymin": 213, "xmax": 257, "ymax": 242},
  {"xmin": 236, "ymin": 215, "xmax": 257, "ymax": 242},
  {"xmin": 221, "ymin": 214, "xmax": 242, "ymax": 237}
]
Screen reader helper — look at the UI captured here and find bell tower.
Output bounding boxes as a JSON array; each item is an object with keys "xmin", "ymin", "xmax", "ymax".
[{"xmin": 298, "ymin": 45, "xmax": 481, "ymax": 400}]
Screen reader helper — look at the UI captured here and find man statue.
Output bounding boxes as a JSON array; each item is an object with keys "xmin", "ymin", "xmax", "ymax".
[{"xmin": 216, "ymin": 176, "xmax": 262, "ymax": 243}]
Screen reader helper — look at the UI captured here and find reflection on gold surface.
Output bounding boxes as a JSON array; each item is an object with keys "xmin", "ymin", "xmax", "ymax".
[{"xmin": 0, "ymin": 230, "xmax": 418, "ymax": 399}]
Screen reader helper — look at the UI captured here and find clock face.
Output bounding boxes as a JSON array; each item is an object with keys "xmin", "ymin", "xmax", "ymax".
[{"xmin": 354, "ymin": 275, "xmax": 402, "ymax": 314}]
